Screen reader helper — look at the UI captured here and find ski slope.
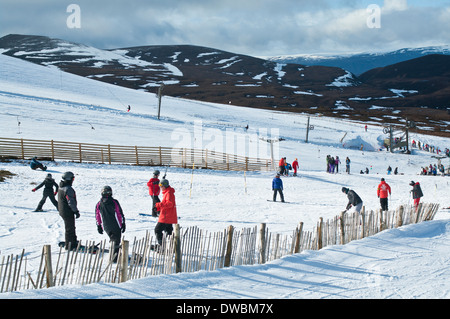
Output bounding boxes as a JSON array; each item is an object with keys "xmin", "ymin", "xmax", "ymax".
[{"xmin": 0, "ymin": 53, "xmax": 449, "ymax": 299}]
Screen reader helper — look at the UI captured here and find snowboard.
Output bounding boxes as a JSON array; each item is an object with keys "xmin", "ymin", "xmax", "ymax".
[
  {"xmin": 58, "ymin": 241, "xmax": 105, "ymax": 254},
  {"xmin": 267, "ymin": 200, "xmax": 291, "ymax": 203}
]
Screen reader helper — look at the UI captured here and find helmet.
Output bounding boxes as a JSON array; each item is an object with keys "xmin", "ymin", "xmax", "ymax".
[
  {"xmin": 62, "ymin": 171, "xmax": 75, "ymax": 181},
  {"xmin": 153, "ymin": 170, "xmax": 160, "ymax": 176},
  {"xmin": 160, "ymin": 179, "xmax": 169, "ymax": 187},
  {"xmin": 101, "ymin": 185, "xmax": 113, "ymax": 196}
]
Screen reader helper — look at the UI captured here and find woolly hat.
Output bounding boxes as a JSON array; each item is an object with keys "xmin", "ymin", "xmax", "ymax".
[{"xmin": 342, "ymin": 187, "xmax": 349, "ymax": 193}]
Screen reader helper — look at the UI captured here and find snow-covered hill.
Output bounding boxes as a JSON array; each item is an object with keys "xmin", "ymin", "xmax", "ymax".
[{"xmin": 0, "ymin": 53, "xmax": 449, "ymax": 300}]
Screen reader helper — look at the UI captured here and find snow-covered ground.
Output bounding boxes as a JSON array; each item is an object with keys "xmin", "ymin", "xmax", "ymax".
[{"xmin": 0, "ymin": 53, "xmax": 449, "ymax": 299}]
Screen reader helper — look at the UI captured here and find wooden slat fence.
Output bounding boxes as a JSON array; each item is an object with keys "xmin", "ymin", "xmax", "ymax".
[
  {"xmin": 0, "ymin": 137, "xmax": 272, "ymax": 172},
  {"xmin": 0, "ymin": 203, "xmax": 440, "ymax": 293}
]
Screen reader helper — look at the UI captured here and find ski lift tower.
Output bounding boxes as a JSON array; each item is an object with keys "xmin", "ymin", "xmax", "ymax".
[
  {"xmin": 259, "ymin": 137, "xmax": 285, "ymax": 170},
  {"xmin": 383, "ymin": 119, "xmax": 415, "ymax": 153}
]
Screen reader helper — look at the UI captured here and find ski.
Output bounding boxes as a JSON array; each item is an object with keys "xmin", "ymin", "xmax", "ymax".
[{"xmin": 139, "ymin": 213, "xmax": 158, "ymax": 217}]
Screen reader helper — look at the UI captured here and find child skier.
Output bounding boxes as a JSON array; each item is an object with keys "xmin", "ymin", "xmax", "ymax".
[
  {"xmin": 32, "ymin": 173, "xmax": 58, "ymax": 212},
  {"xmin": 409, "ymin": 181, "xmax": 423, "ymax": 208},
  {"xmin": 272, "ymin": 174, "xmax": 285, "ymax": 202},
  {"xmin": 95, "ymin": 186, "xmax": 126, "ymax": 261},
  {"xmin": 147, "ymin": 170, "xmax": 161, "ymax": 217},
  {"xmin": 30, "ymin": 157, "xmax": 47, "ymax": 171}
]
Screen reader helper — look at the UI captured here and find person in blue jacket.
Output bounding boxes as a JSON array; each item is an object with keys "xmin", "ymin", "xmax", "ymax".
[
  {"xmin": 30, "ymin": 157, "xmax": 47, "ymax": 171},
  {"xmin": 272, "ymin": 174, "xmax": 285, "ymax": 202}
]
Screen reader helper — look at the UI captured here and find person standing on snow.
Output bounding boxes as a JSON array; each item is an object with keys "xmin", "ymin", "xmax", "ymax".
[
  {"xmin": 154, "ymin": 179, "xmax": 178, "ymax": 247},
  {"xmin": 342, "ymin": 187, "xmax": 363, "ymax": 213},
  {"xmin": 95, "ymin": 186, "xmax": 126, "ymax": 261},
  {"xmin": 272, "ymin": 174, "xmax": 285, "ymax": 202},
  {"xmin": 292, "ymin": 158, "xmax": 299, "ymax": 176},
  {"xmin": 409, "ymin": 181, "xmax": 423, "ymax": 208},
  {"xmin": 147, "ymin": 170, "xmax": 161, "ymax": 217},
  {"xmin": 377, "ymin": 178, "xmax": 391, "ymax": 211},
  {"xmin": 32, "ymin": 173, "xmax": 58, "ymax": 212},
  {"xmin": 278, "ymin": 157, "xmax": 286, "ymax": 175},
  {"xmin": 58, "ymin": 172, "xmax": 79, "ymax": 250},
  {"xmin": 345, "ymin": 157, "xmax": 351, "ymax": 174}
]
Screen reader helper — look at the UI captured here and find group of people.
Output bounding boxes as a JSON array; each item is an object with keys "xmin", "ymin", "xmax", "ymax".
[
  {"xmin": 420, "ymin": 163, "xmax": 449, "ymax": 176},
  {"xmin": 326, "ymin": 155, "xmax": 341, "ymax": 174},
  {"xmin": 278, "ymin": 157, "xmax": 299, "ymax": 176},
  {"xmin": 32, "ymin": 169, "xmax": 178, "ymax": 258},
  {"xmin": 341, "ymin": 178, "xmax": 424, "ymax": 213}
]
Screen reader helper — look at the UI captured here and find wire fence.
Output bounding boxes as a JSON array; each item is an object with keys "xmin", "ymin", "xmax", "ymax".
[{"xmin": 0, "ymin": 203, "xmax": 439, "ymax": 293}]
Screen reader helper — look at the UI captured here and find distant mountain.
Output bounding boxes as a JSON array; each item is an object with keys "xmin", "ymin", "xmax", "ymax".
[
  {"xmin": 1, "ymin": 34, "xmax": 449, "ymax": 137},
  {"xmin": 268, "ymin": 46, "xmax": 450, "ymax": 76}
]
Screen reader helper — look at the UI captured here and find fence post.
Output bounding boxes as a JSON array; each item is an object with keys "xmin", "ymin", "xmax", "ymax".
[
  {"xmin": 259, "ymin": 223, "xmax": 266, "ymax": 264},
  {"xmin": 224, "ymin": 225, "xmax": 234, "ymax": 267},
  {"xmin": 360, "ymin": 207, "xmax": 366, "ymax": 239},
  {"xmin": 20, "ymin": 138, "xmax": 24, "ymax": 159},
  {"xmin": 120, "ymin": 240, "xmax": 129, "ymax": 283},
  {"xmin": 317, "ymin": 217, "xmax": 323, "ymax": 250},
  {"xmin": 108, "ymin": 144, "xmax": 111, "ymax": 165},
  {"xmin": 397, "ymin": 205, "xmax": 404, "ymax": 227},
  {"xmin": 78, "ymin": 143, "xmax": 82, "ymax": 163},
  {"xmin": 174, "ymin": 224, "xmax": 182, "ymax": 273},
  {"xmin": 294, "ymin": 222, "xmax": 303, "ymax": 254},
  {"xmin": 135, "ymin": 146, "xmax": 139, "ymax": 165},
  {"xmin": 340, "ymin": 211, "xmax": 346, "ymax": 245},
  {"xmin": 51, "ymin": 140, "xmax": 55, "ymax": 161},
  {"xmin": 43, "ymin": 245, "xmax": 54, "ymax": 288}
]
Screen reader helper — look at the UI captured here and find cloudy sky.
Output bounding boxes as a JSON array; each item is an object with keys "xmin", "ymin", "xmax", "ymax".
[{"xmin": 1, "ymin": 0, "xmax": 449, "ymax": 57}]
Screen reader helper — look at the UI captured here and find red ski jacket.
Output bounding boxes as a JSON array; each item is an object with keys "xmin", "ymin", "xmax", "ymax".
[
  {"xmin": 377, "ymin": 181, "xmax": 391, "ymax": 198},
  {"xmin": 147, "ymin": 177, "xmax": 160, "ymax": 196},
  {"xmin": 155, "ymin": 186, "xmax": 177, "ymax": 224}
]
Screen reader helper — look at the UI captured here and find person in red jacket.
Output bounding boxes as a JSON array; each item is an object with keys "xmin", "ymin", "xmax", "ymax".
[
  {"xmin": 292, "ymin": 158, "xmax": 299, "ymax": 176},
  {"xmin": 147, "ymin": 170, "xmax": 161, "ymax": 217},
  {"xmin": 154, "ymin": 179, "xmax": 178, "ymax": 246},
  {"xmin": 278, "ymin": 157, "xmax": 286, "ymax": 175},
  {"xmin": 377, "ymin": 178, "xmax": 391, "ymax": 211}
]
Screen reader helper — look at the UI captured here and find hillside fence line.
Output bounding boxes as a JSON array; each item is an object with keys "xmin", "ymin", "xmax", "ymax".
[
  {"xmin": 0, "ymin": 137, "xmax": 272, "ymax": 172},
  {"xmin": 0, "ymin": 203, "xmax": 439, "ymax": 293}
]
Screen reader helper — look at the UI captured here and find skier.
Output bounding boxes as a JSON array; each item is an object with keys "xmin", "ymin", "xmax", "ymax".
[
  {"xmin": 345, "ymin": 157, "xmax": 351, "ymax": 174},
  {"xmin": 335, "ymin": 156, "xmax": 341, "ymax": 173},
  {"xmin": 387, "ymin": 166, "xmax": 392, "ymax": 175},
  {"xmin": 154, "ymin": 179, "xmax": 178, "ymax": 248},
  {"xmin": 147, "ymin": 170, "xmax": 161, "ymax": 217},
  {"xmin": 272, "ymin": 174, "xmax": 284, "ymax": 202},
  {"xmin": 377, "ymin": 178, "xmax": 391, "ymax": 211},
  {"xmin": 32, "ymin": 173, "xmax": 58, "ymax": 211},
  {"xmin": 58, "ymin": 171, "xmax": 80, "ymax": 250},
  {"xmin": 342, "ymin": 187, "xmax": 363, "ymax": 213},
  {"xmin": 292, "ymin": 158, "xmax": 299, "ymax": 176},
  {"xmin": 409, "ymin": 181, "xmax": 423, "ymax": 208},
  {"xmin": 95, "ymin": 186, "xmax": 126, "ymax": 261},
  {"xmin": 278, "ymin": 157, "xmax": 286, "ymax": 175},
  {"xmin": 30, "ymin": 157, "xmax": 47, "ymax": 171}
]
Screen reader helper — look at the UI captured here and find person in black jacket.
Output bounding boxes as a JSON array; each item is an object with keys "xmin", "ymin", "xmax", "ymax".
[
  {"xmin": 409, "ymin": 181, "xmax": 424, "ymax": 208},
  {"xmin": 32, "ymin": 173, "xmax": 58, "ymax": 211},
  {"xmin": 342, "ymin": 187, "xmax": 363, "ymax": 213},
  {"xmin": 95, "ymin": 186, "xmax": 126, "ymax": 261},
  {"xmin": 58, "ymin": 171, "xmax": 79, "ymax": 250}
]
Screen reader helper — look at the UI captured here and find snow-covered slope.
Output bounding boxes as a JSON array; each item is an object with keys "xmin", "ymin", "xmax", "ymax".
[{"xmin": 0, "ymin": 53, "xmax": 449, "ymax": 299}]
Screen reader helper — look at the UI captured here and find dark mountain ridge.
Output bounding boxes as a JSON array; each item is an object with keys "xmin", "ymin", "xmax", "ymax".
[{"xmin": 1, "ymin": 34, "xmax": 449, "ymax": 137}]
